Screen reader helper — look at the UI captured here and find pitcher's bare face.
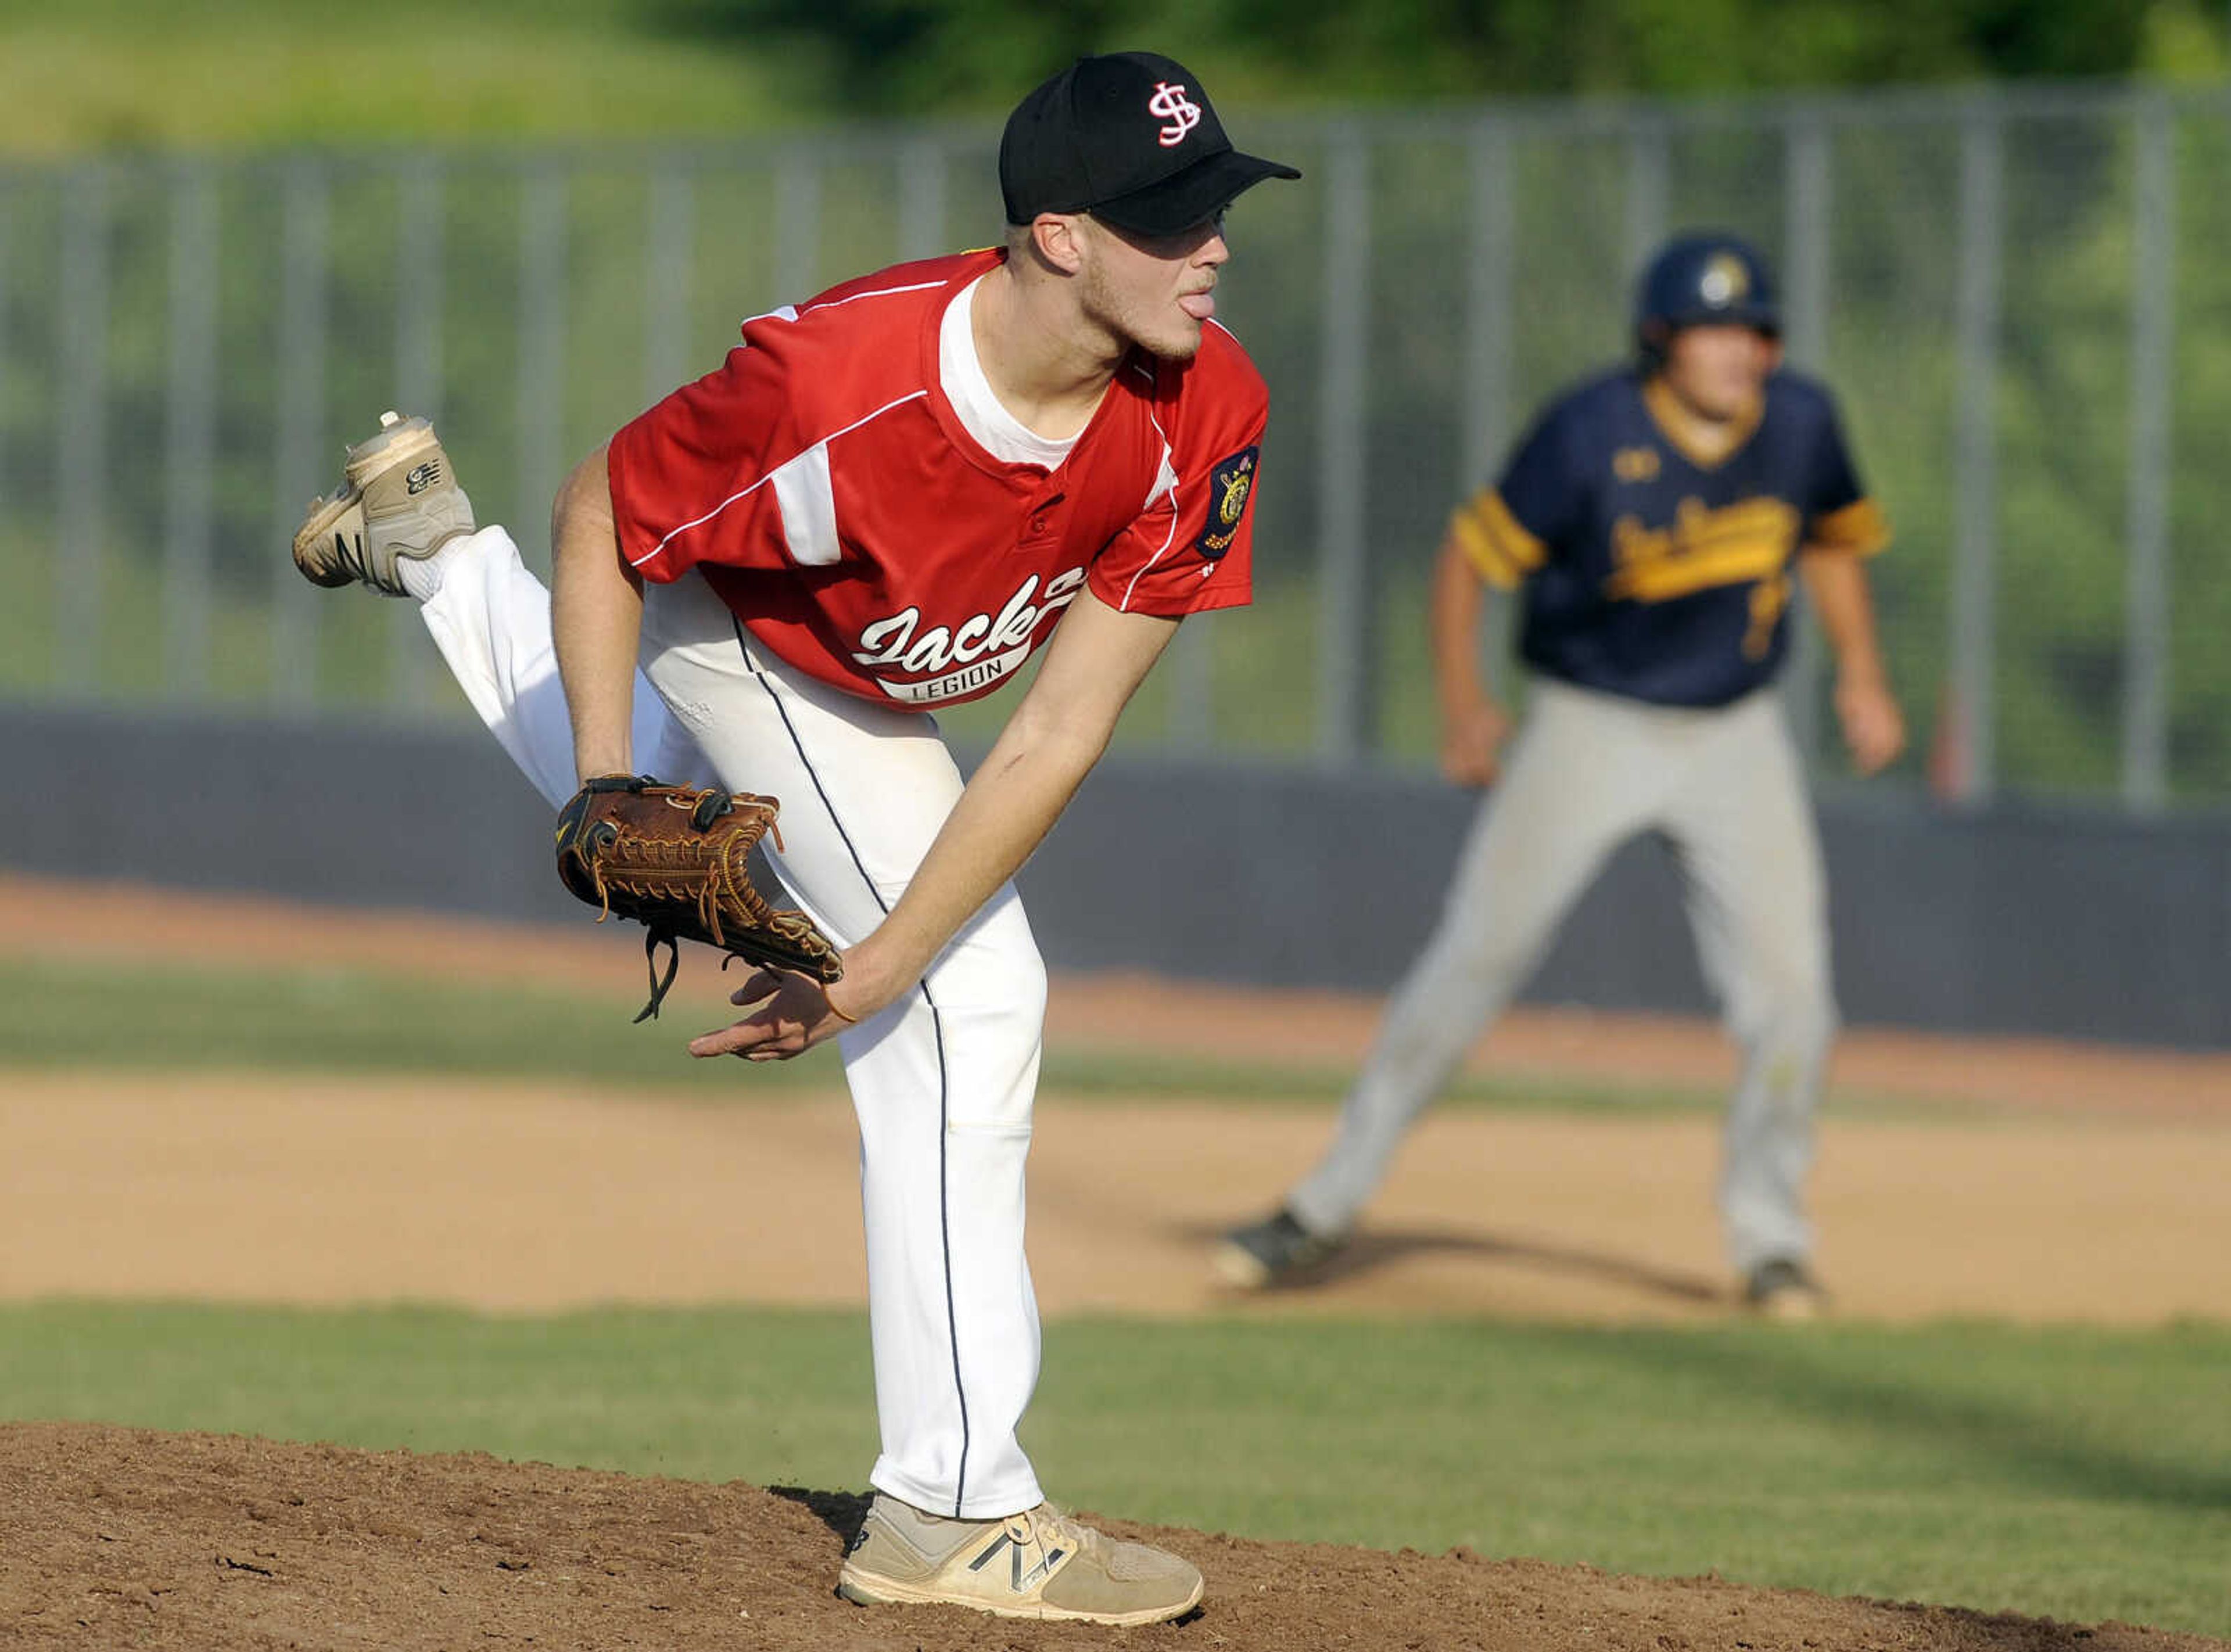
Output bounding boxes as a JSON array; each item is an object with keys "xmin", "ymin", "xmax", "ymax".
[{"xmin": 1077, "ymin": 213, "xmax": 1231, "ymax": 362}]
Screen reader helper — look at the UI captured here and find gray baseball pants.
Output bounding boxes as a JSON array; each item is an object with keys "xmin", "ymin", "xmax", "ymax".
[{"xmin": 1285, "ymin": 677, "xmax": 1837, "ymax": 1274}]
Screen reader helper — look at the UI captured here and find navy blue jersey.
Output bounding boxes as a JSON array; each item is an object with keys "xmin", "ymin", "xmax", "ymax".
[{"xmin": 1449, "ymin": 368, "xmax": 1888, "ymax": 708}]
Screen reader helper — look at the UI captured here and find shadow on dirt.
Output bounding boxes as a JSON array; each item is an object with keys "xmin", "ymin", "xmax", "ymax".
[
  {"xmin": 770, "ymin": 1485, "xmax": 872, "ymax": 1547},
  {"xmin": 1192, "ymin": 1220, "xmax": 1730, "ymax": 1304}
]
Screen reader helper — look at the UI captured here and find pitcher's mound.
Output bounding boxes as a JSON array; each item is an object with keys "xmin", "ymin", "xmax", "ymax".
[{"xmin": 1, "ymin": 1423, "xmax": 2215, "ymax": 1651}]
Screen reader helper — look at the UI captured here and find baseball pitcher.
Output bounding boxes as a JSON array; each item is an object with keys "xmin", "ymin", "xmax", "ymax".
[{"xmin": 293, "ymin": 52, "xmax": 1295, "ymax": 1624}]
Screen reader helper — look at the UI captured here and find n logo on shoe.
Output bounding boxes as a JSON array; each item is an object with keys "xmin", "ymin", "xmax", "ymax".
[
  {"xmin": 405, "ymin": 460, "xmax": 442, "ymax": 496},
  {"xmin": 967, "ymin": 1531, "xmax": 1067, "ymax": 1593}
]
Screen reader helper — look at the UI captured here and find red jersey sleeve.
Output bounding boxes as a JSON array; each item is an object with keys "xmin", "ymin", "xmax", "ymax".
[
  {"xmin": 1089, "ymin": 325, "xmax": 1267, "ymax": 619},
  {"xmin": 605, "ymin": 315, "xmax": 815, "ymax": 586}
]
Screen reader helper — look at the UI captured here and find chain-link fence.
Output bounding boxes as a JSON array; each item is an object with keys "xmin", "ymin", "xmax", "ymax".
[{"xmin": 2, "ymin": 82, "xmax": 2226, "ymax": 810}]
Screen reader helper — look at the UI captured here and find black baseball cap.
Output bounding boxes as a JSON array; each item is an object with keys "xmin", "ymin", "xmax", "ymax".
[{"xmin": 1000, "ymin": 52, "xmax": 1301, "ymax": 238}]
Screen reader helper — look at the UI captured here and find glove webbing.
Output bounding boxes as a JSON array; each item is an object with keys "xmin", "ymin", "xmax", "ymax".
[{"xmin": 571, "ymin": 778, "xmax": 789, "ymax": 1022}]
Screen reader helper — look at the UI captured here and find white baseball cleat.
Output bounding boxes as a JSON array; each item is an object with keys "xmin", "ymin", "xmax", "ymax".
[
  {"xmin": 292, "ymin": 410, "xmax": 475, "ymax": 596},
  {"xmin": 836, "ymin": 1495, "xmax": 1203, "ymax": 1625}
]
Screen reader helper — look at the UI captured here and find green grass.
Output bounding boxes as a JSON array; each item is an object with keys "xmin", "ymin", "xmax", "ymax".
[
  {"xmin": 1, "ymin": 951, "xmax": 2020, "ymax": 1116},
  {"xmin": 0, "ymin": 953, "xmax": 1749, "ymax": 1113},
  {"xmin": 0, "ymin": 956, "xmax": 845, "ymax": 1094},
  {"xmin": 2, "ymin": 1302, "xmax": 2225, "ymax": 1636}
]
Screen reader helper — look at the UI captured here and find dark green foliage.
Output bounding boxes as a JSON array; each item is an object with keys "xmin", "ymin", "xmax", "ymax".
[
  {"xmin": 651, "ymin": 0, "xmax": 2183, "ymax": 113},
  {"xmin": 649, "ymin": 0, "xmax": 1121, "ymax": 113}
]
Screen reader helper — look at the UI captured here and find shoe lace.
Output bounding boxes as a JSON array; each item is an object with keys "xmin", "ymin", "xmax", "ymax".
[{"xmin": 1012, "ymin": 1502, "xmax": 1103, "ymax": 1563}]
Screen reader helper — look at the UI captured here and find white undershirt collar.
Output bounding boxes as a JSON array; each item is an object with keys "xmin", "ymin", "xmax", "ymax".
[{"xmin": 939, "ymin": 275, "xmax": 1078, "ymax": 471}]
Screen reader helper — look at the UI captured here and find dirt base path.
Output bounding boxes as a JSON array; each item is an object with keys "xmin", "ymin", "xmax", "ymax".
[
  {"xmin": 4, "ymin": 1423, "xmax": 2219, "ymax": 1652},
  {"xmin": 5, "ymin": 1068, "xmax": 2229, "ymax": 1324}
]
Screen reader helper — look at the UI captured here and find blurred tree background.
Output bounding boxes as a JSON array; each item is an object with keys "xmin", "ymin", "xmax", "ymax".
[
  {"xmin": 661, "ymin": 0, "xmax": 2229, "ymax": 114},
  {"xmin": 2, "ymin": 0, "xmax": 2225, "ymax": 155}
]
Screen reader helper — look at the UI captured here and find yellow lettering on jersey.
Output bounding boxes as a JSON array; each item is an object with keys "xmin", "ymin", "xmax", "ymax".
[
  {"xmin": 1605, "ymin": 495, "xmax": 1800, "ymax": 603},
  {"xmin": 1745, "ymin": 572, "xmax": 1791, "ymax": 659},
  {"xmin": 1612, "ymin": 447, "xmax": 1661, "ymax": 483}
]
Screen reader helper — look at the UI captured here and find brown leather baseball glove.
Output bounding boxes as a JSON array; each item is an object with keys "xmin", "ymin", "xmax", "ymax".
[{"xmin": 554, "ymin": 774, "xmax": 844, "ymax": 1022}]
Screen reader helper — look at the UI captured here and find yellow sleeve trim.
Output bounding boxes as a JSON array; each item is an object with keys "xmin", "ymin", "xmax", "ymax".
[
  {"xmin": 1806, "ymin": 497, "xmax": 1890, "ymax": 558},
  {"xmin": 1450, "ymin": 490, "xmax": 1547, "ymax": 590}
]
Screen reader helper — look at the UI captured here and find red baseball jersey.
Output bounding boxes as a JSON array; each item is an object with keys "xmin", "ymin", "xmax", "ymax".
[{"xmin": 606, "ymin": 248, "xmax": 1267, "ymax": 707}]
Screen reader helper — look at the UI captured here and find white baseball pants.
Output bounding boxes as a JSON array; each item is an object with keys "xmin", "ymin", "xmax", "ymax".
[
  {"xmin": 1286, "ymin": 676, "xmax": 1838, "ymax": 1275},
  {"xmin": 419, "ymin": 526, "xmax": 1048, "ymax": 1519}
]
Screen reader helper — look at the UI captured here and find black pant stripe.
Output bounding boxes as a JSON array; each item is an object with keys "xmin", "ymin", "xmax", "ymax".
[{"xmin": 731, "ymin": 621, "xmax": 972, "ymax": 1516}]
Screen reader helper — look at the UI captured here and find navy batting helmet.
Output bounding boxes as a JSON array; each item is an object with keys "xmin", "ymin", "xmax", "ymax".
[{"xmin": 1634, "ymin": 233, "xmax": 1780, "ymax": 357}]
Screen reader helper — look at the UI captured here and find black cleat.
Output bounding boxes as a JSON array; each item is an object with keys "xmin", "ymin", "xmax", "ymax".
[
  {"xmin": 1744, "ymin": 1256, "xmax": 1829, "ymax": 1321},
  {"xmin": 1215, "ymin": 1206, "xmax": 1347, "ymax": 1289}
]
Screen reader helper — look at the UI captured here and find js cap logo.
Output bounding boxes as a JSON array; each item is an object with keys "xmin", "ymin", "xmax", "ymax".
[{"xmin": 1147, "ymin": 81, "xmax": 1203, "ymax": 148}]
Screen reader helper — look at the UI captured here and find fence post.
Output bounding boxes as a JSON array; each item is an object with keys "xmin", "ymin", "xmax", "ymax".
[
  {"xmin": 775, "ymin": 148, "xmax": 823, "ymax": 305},
  {"xmin": 396, "ymin": 160, "xmax": 446, "ymax": 421},
  {"xmin": 391, "ymin": 157, "xmax": 447, "ymax": 708},
  {"xmin": 1949, "ymin": 100, "xmax": 2003, "ymax": 806},
  {"xmin": 1463, "ymin": 116, "xmax": 1517, "ymax": 702},
  {"xmin": 1624, "ymin": 114, "xmax": 1670, "ymax": 278},
  {"xmin": 1315, "ymin": 125, "xmax": 1372, "ymax": 765},
  {"xmin": 268, "ymin": 160, "xmax": 329, "ymax": 708},
  {"xmin": 515, "ymin": 164, "xmax": 568, "ymax": 569},
  {"xmin": 0, "ymin": 191, "xmax": 11, "ymax": 536},
  {"xmin": 2122, "ymin": 95, "xmax": 2174, "ymax": 813},
  {"xmin": 164, "ymin": 162, "xmax": 219, "ymax": 701},
  {"xmin": 56, "ymin": 165, "xmax": 110, "ymax": 696},
  {"xmin": 644, "ymin": 162, "xmax": 693, "ymax": 404},
  {"xmin": 898, "ymin": 137, "xmax": 948, "ymax": 263},
  {"xmin": 1162, "ymin": 590, "xmax": 1217, "ymax": 750},
  {"xmin": 1782, "ymin": 113, "xmax": 1833, "ymax": 767}
]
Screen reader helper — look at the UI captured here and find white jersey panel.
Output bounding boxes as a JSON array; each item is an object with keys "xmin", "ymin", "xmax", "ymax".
[{"xmin": 772, "ymin": 442, "xmax": 842, "ymax": 567}]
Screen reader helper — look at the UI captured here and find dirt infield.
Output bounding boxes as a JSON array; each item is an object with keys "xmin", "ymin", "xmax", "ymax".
[
  {"xmin": 4, "ymin": 1423, "xmax": 2221, "ymax": 1652},
  {"xmin": 7, "ymin": 1069, "xmax": 2230, "ymax": 1324},
  {"xmin": 3, "ymin": 874, "xmax": 2228, "ymax": 1650},
  {"xmin": 2, "ymin": 874, "xmax": 2226, "ymax": 1324}
]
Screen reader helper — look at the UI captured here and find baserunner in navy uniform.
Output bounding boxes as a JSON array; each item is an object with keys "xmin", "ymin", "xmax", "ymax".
[{"xmin": 1220, "ymin": 232, "xmax": 1904, "ymax": 1316}]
